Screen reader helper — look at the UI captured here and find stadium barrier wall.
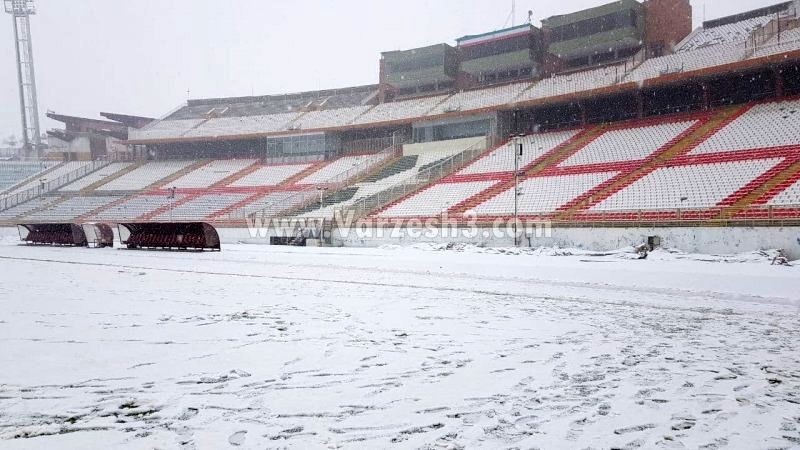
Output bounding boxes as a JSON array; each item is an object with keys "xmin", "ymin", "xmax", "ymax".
[
  {"xmin": 215, "ymin": 226, "xmax": 800, "ymax": 260},
  {"xmin": 3, "ymin": 225, "xmax": 799, "ymax": 259},
  {"xmin": 117, "ymin": 222, "xmax": 221, "ymax": 251}
]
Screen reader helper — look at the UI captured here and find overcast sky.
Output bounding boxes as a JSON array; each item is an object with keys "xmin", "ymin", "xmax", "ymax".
[{"xmin": 0, "ymin": 0, "xmax": 784, "ymax": 140}]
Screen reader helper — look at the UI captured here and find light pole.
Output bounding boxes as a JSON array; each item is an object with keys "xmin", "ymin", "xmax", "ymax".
[
  {"xmin": 5, "ymin": 0, "xmax": 42, "ymax": 158},
  {"xmin": 317, "ymin": 186, "xmax": 329, "ymax": 211},
  {"xmin": 168, "ymin": 186, "xmax": 176, "ymax": 222},
  {"xmin": 512, "ymin": 134, "xmax": 524, "ymax": 247}
]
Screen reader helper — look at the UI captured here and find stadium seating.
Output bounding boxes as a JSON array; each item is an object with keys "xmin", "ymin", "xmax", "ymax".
[
  {"xmin": 292, "ymin": 105, "xmax": 373, "ymax": 129},
  {"xmin": 87, "ymin": 193, "xmax": 185, "ymax": 222},
  {"xmin": 472, "ymin": 172, "xmax": 619, "ymax": 216},
  {"xmin": 521, "ymin": 65, "xmax": 625, "ymax": 100},
  {"xmin": 6, "ymin": 161, "xmax": 95, "ymax": 195},
  {"xmin": 0, "ymin": 161, "xmax": 58, "ymax": 192},
  {"xmin": 170, "ymin": 159, "xmax": 257, "ymax": 188},
  {"xmin": 182, "ymin": 113, "xmax": 301, "ymax": 138},
  {"xmin": 677, "ymin": 15, "xmax": 775, "ymax": 52},
  {"xmin": 223, "ymin": 191, "xmax": 303, "ymax": 219},
  {"xmin": 128, "ymin": 119, "xmax": 205, "ymax": 140},
  {"xmin": 152, "ymin": 192, "xmax": 252, "ymax": 221},
  {"xmin": 230, "ymin": 163, "xmax": 313, "ymax": 187},
  {"xmin": 752, "ymin": 26, "xmax": 800, "ymax": 58},
  {"xmin": 0, "ymin": 196, "xmax": 59, "ymax": 220},
  {"xmin": 59, "ymin": 163, "xmax": 133, "ymax": 192},
  {"xmin": 428, "ymin": 82, "xmax": 532, "ymax": 115},
  {"xmin": 23, "ymin": 196, "xmax": 122, "ymax": 221},
  {"xmin": 297, "ymin": 154, "xmax": 382, "ymax": 185},
  {"xmin": 768, "ymin": 177, "xmax": 800, "ymax": 206},
  {"xmin": 627, "ymin": 43, "xmax": 747, "ymax": 82},
  {"xmin": 459, "ymin": 130, "xmax": 580, "ymax": 175},
  {"xmin": 97, "ymin": 160, "xmax": 197, "ymax": 191},
  {"xmin": 591, "ymin": 158, "xmax": 784, "ymax": 211},
  {"xmin": 690, "ymin": 99, "xmax": 800, "ymax": 155},
  {"xmin": 352, "ymin": 95, "xmax": 449, "ymax": 125},
  {"xmin": 559, "ymin": 121, "xmax": 697, "ymax": 167},
  {"xmin": 376, "ymin": 180, "xmax": 498, "ymax": 218},
  {"xmin": 295, "ymin": 138, "xmax": 485, "ymax": 218}
]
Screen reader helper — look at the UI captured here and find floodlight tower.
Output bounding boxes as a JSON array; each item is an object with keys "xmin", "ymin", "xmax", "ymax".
[{"xmin": 5, "ymin": 0, "xmax": 42, "ymax": 157}]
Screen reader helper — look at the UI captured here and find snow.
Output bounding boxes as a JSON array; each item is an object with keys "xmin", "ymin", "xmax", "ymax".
[{"xmin": 0, "ymin": 233, "xmax": 799, "ymax": 449}]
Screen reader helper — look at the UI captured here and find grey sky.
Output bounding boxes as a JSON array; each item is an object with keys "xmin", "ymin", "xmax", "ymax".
[{"xmin": 0, "ymin": 0, "xmax": 785, "ymax": 139}]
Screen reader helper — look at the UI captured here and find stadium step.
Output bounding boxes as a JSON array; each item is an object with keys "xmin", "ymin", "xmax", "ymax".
[
  {"xmin": 79, "ymin": 161, "xmax": 146, "ymax": 194},
  {"xmin": 714, "ymin": 158, "xmax": 800, "ymax": 220},
  {"xmin": 554, "ymin": 105, "xmax": 747, "ymax": 220}
]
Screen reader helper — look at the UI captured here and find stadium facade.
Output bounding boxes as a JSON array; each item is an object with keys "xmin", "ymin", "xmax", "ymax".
[{"xmin": 2, "ymin": 0, "xmax": 800, "ymax": 255}]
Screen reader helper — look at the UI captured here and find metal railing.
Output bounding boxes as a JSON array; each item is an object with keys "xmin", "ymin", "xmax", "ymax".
[
  {"xmin": 0, "ymin": 160, "xmax": 111, "ymax": 212},
  {"xmin": 343, "ymin": 138, "xmax": 490, "ymax": 220}
]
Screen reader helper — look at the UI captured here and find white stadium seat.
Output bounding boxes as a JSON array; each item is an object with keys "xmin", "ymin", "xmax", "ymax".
[
  {"xmin": 97, "ymin": 161, "xmax": 197, "ymax": 191},
  {"xmin": 460, "ymin": 130, "xmax": 580, "ymax": 175},
  {"xmin": 170, "ymin": 159, "xmax": 257, "ymax": 188},
  {"xmin": 472, "ymin": 172, "xmax": 619, "ymax": 216},
  {"xmin": 230, "ymin": 163, "xmax": 312, "ymax": 187},
  {"xmin": 23, "ymin": 196, "xmax": 122, "ymax": 221},
  {"xmin": 87, "ymin": 194, "xmax": 185, "ymax": 222},
  {"xmin": 591, "ymin": 158, "xmax": 783, "ymax": 211},
  {"xmin": 560, "ymin": 121, "xmax": 696, "ymax": 167},
  {"xmin": 677, "ymin": 15, "xmax": 775, "ymax": 53},
  {"xmin": 59, "ymin": 163, "xmax": 134, "ymax": 192},
  {"xmin": 768, "ymin": 178, "xmax": 800, "ymax": 206},
  {"xmin": 153, "ymin": 192, "xmax": 252, "ymax": 221},
  {"xmin": 298, "ymin": 155, "xmax": 382, "ymax": 185},
  {"xmin": 377, "ymin": 180, "xmax": 498, "ymax": 218},
  {"xmin": 690, "ymin": 99, "xmax": 800, "ymax": 155}
]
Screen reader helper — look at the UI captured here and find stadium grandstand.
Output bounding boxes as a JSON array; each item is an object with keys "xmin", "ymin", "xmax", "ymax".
[{"xmin": 2, "ymin": 0, "xmax": 800, "ymax": 246}]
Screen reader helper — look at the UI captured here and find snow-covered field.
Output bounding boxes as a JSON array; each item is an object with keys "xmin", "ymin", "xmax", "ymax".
[{"xmin": 0, "ymin": 235, "xmax": 799, "ymax": 449}]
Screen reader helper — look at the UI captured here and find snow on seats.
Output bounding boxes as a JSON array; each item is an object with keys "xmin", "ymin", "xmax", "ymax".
[
  {"xmin": 460, "ymin": 130, "xmax": 580, "ymax": 175},
  {"xmin": 170, "ymin": 159, "xmax": 257, "ymax": 188},
  {"xmin": 376, "ymin": 180, "xmax": 498, "ymax": 218},
  {"xmin": 591, "ymin": 158, "xmax": 784, "ymax": 211},
  {"xmin": 559, "ymin": 121, "xmax": 696, "ymax": 167},
  {"xmin": 690, "ymin": 99, "xmax": 800, "ymax": 155},
  {"xmin": 472, "ymin": 172, "xmax": 619, "ymax": 216},
  {"xmin": 97, "ymin": 161, "xmax": 197, "ymax": 191}
]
